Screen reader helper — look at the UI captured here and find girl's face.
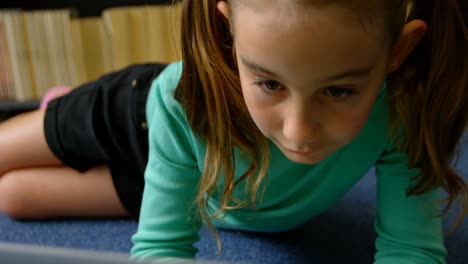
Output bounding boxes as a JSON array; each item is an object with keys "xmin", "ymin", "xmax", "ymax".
[{"xmin": 224, "ymin": 1, "xmax": 392, "ymax": 165}]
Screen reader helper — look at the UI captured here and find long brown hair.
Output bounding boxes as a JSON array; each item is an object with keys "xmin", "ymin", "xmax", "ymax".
[
  {"xmin": 387, "ymin": 0, "xmax": 468, "ymax": 230},
  {"xmin": 174, "ymin": 0, "xmax": 468, "ymax": 252},
  {"xmin": 175, "ymin": 0, "xmax": 270, "ymax": 251}
]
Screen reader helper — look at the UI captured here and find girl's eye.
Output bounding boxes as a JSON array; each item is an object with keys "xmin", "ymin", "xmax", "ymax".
[
  {"xmin": 253, "ymin": 80, "xmax": 284, "ymax": 93},
  {"xmin": 325, "ymin": 86, "xmax": 356, "ymax": 99}
]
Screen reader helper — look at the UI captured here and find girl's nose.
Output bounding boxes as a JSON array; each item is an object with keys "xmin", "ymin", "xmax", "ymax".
[{"xmin": 282, "ymin": 104, "xmax": 322, "ymax": 148}]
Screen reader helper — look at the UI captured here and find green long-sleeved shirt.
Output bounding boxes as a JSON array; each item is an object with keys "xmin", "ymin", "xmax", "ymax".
[{"xmin": 131, "ymin": 62, "xmax": 447, "ymax": 263}]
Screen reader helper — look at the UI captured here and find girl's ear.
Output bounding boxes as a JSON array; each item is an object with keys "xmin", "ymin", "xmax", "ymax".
[
  {"xmin": 387, "ymin": 19, "xmax": 427, "ymax": 73},
  {"xmin": 217, "ymin": 1, "xmax": 231, "ymax": 21}
]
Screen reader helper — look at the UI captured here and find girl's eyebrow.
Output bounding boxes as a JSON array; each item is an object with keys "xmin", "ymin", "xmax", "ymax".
[
  {"xmin": 324, "ymin": 68, "xmax": 373, "ymax": 82},
  {"xmin": 241, "ymin": 57, "xmax": 282, "ymax": 78},
  {"xmin": 240, "ymin": 56, "xmax": 373, "ymax": 81}
]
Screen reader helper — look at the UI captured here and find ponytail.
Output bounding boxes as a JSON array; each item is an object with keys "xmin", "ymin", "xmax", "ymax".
[{"xmin": 387, "ymin": 0, "xmax": 468, "ymax": 229}]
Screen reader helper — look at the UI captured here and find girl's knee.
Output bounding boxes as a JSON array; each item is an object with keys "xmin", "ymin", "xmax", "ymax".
[{"xmin": 0, "ymin": 171, "xmax": 32, "ymax": 219}]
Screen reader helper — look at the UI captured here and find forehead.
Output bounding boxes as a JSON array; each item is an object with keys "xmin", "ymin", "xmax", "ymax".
[
  {"xmin": 232, "ymin": 0, "xmax": 382, "ymax": 30},
  {"xmin": 231, "ymin": 1, "xmax": 388, "ymax": 84},
  {"xmin": 234, "ymin": 0, "xmax": 379, "ymax": 11}
]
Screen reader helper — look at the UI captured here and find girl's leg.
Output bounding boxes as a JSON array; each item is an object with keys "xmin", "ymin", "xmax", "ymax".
[
  {"xmin": 0, "ymin": 165, "xmax": 128, "ymax": 219},
  {"xmin": 0, "ymin": 110, "xmax": 129, "ymax": 219},
  {"xmin": 0, "ymin": 109, "xmax": 62, "ymax": 174}
]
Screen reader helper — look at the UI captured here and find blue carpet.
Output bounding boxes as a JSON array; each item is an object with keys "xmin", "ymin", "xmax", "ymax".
[{"xmin": 0, "ymin": 135, "xmax": 467, "ymax": 263}]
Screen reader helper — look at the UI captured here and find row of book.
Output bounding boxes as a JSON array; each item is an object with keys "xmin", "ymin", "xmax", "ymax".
[{"xmin": 0, "ymin": 3, "xmax": 182, "ymax": 101}]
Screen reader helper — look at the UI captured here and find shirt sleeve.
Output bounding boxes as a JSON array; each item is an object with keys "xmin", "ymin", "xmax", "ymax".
[
  {"xmin": 131, "ymin": 64, "xmax": 202, "ymax": 260},
  {"xmin": 373, "ymin": 140, "xmax": 447, "ymax": 264}
]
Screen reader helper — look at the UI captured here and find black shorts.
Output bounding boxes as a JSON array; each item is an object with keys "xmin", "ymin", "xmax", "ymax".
[{"xmin": 43, "ymin": 63, "xmax": 167, "ymax": 220}]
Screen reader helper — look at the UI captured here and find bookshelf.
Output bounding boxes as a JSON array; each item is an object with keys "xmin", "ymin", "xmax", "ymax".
[{"xmin": 0, "ymin": 0, "xmax": 177, "ymax": 119}]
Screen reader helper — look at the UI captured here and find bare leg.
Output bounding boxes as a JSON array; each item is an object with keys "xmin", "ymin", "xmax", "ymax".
[
  {"xmin": 0, "ymin": 165, "xmax": 129, "ymax": 219},
  {"xmin": 0, "ymin": 109, "xmax": 61, "ymax": 174},
  {"xmin": 0, "ymin": 110, "xmax": 129, "ymax": 219}
]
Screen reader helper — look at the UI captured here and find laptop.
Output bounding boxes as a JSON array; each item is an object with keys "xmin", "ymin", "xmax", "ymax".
[{"xmin": 0, "ymin": 242, "xmax": 226, "ymax": 264}]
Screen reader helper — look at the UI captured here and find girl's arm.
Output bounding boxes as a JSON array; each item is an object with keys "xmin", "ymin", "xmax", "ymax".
[
  {"xmin": 374, "ymin": 140, "xmax": 447, "ymax": 264},
  {"xmin": 131, "ymin": 63, "xmax": 202, "ymax": 260}
]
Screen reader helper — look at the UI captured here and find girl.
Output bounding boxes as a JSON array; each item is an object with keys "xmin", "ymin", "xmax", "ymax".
[{"xmin": 0, "ymin": 0, "xmax": 467, "ymax": 263}]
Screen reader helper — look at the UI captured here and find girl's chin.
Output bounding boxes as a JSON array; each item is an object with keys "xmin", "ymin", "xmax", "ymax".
[
  {"xmin": 280, "ymin": 146, "xmax": 329, "ymax": 165},
  {"xmin": 284, "ymin": 152, "xmax": 327, "ymax": 165}
]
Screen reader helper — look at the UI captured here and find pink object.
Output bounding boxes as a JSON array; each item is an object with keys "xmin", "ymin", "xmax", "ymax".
[{"xmin": 40, "ymin": 86, "xmax": 72, "ymax": 109}]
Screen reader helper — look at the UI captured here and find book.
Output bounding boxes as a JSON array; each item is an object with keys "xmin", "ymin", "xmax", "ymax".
[
  {"xmin": 145, "ymin": 3, "xmax": 182, "ymax": 63},
  {"xmin": 79, "ymin": 17, "xmax": 113, "ymax": 81},
  {"xmin": 0, "ymin": 19, "xmax": 9, "ymax": 99},
  {"xmin": 69, "ymin": 18, "xmax": 88, "ymax": 85},
  {"xmin": 102, "ymin": 7, "xmax": 132, "ymax": 70},
  {"xmin": 2, "ymin": 11, "xmax": 35, "ymax": 100},
  {"xmin": 103, "ymin": 2, "xmax": 182, "ymax": 69},
  {"xmin": 24, "ymin": 11, "xmax": 48, "ymax": 97},
  {"xmin": 0, "ymin": 14, "xmax": 16, "ymax": 100}
]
